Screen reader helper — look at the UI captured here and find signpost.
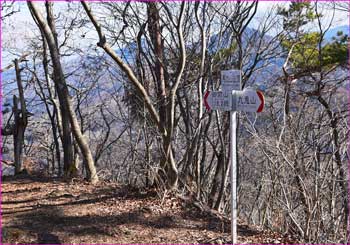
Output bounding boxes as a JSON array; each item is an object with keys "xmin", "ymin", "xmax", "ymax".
[
  {"xmin": 225, "ymin": 69, "xmax": 240, "ymax": 245},
  {"xmin": 204, "ymin": 70, "xmax": 264, "ymax": 244},
  {"xmin": 230, "ymin": 109, "xmax": 237, "ymax": 244}
]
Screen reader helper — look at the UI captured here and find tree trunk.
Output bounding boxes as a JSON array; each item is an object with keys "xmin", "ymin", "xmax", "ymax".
[
  {"xmin": 147, "ymin": 3, "xmax": 179, "ymax": 189},
  {"xmin": 209, "ymin": 150, "xmax": 225, "ymax": 209},
  {"xmin": 160, "ymin": 139, "xmax": 178, "ymax": 189},
  {"xmin": 13, "ymin": 96, "xmax": 26, "ymax": 174},
  {"xmin": 13, "ymin": 59, "xmax": 27, "ymax": 174},
  {"xmin": 28, "ymin": 1, "xmax": 98, "ymax": 183},
  {"xmin": 147, "ymin": 2, "xmax": 167, "ymax": 130},
  {"xmin": 41, "ymin": 29, "xmax": 62, "ymax": 176}
]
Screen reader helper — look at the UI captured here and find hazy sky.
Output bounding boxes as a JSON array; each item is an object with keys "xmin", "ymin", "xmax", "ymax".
[{"xmin": 1, "ymin": 1, "xmax": 349, "ymax": 67}]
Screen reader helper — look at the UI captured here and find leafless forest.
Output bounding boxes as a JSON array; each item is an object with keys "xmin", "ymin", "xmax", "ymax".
[{"xmin": 1, "ymin": 1, "xmax": 349, "ymax": 244}]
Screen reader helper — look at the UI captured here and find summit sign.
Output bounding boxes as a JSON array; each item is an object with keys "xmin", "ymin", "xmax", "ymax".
[{"xmin": 221, "ymin": 69, "xmax": 241, "ymax": 92}]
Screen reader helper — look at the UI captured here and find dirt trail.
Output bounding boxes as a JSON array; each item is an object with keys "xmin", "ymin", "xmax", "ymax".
[{"xmin": 1, "ymin": 176, "xmax": 295, "ymax": 244}]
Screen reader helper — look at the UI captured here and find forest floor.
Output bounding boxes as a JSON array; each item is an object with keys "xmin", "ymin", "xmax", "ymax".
[{"xmin": 1, "ymin": 175, "xmax": 297, "ymax": 244}]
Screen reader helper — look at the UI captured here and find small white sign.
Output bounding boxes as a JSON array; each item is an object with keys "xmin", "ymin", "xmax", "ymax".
[
  {"xmin": 204, "ymin": 90, "xmax": 232, "ymax": 111},
  {"xmin": 221, "ymin": 69, "xmax": 241, "ymax": 91},
  {"xmin": 232, "ymin": 89, "xmax": 264, "ymax": 113}
]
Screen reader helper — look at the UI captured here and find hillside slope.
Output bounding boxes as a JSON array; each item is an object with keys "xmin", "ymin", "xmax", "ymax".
[{"xmin": 1, "ymin": 176, "xmax": 297, "ymax": 244}]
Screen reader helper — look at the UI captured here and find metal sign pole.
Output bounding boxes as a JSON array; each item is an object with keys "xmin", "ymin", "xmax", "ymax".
[
  {"xmin": 204, "ymin": 70, "xmax": 264, "ymax": 244},
  {"xmin": 230, "ymin": 110, "xmax": 237, "ymax": 244}
]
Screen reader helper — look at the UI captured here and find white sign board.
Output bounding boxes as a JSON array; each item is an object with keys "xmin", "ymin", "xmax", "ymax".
[
  {"xmin": 221, "ymin": 69, "xmax": 241, "ymax": 92},
  {"xmin": 204, "ymin": 89, "xmax": 264, "ymax": 112},
  {"xmin": 204, "ymin": 91, "xmax": 232, "ymax": 111},
  {"xmin": 232, "ymin": 89, "xmax": 264, "ymax": 113}
]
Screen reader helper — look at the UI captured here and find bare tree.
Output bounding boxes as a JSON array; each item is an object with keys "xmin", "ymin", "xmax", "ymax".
[
  {"xmin": 81, "ymin": 1, "xmax": 187, "ymax": 188},
  {"xmin": 27, "ymin": 1, "xmax": 98, "ymax": 183}
]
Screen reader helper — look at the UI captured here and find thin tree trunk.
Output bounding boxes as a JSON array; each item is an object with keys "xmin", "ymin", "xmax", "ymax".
[
  {"xmin": 209, "ymin": 150, "xmax": 224, "ymax": 209},
  {"xmin": 13, "ymin": 59, "xmax": 27, "ymax": 174},
  {"xmin": 194, "ymin": 1, "xmax": 207, "ymax": 199},
  {"xmin": 13, "ymin": 96, "xmax": 26, "ymax": 174},
  {"xmin": 28, "ymin": 1, "xmax": 98, "ymax": 183},
  {"xmin": 40, "ymin": 22, "xmax": 62, "ymax": 176},
  {"xmin": 318, "ymin": 95, "xmax": 348, "ymax": 232},
  {"xmin": 147, "ymin": 2, "xmax": 167, "ymax": 131}
]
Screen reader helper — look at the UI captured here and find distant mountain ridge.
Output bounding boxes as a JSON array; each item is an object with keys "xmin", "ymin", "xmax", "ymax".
[{"xmin": 1, "ymin": 25, "xmax": 348, "ymax": 109}]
